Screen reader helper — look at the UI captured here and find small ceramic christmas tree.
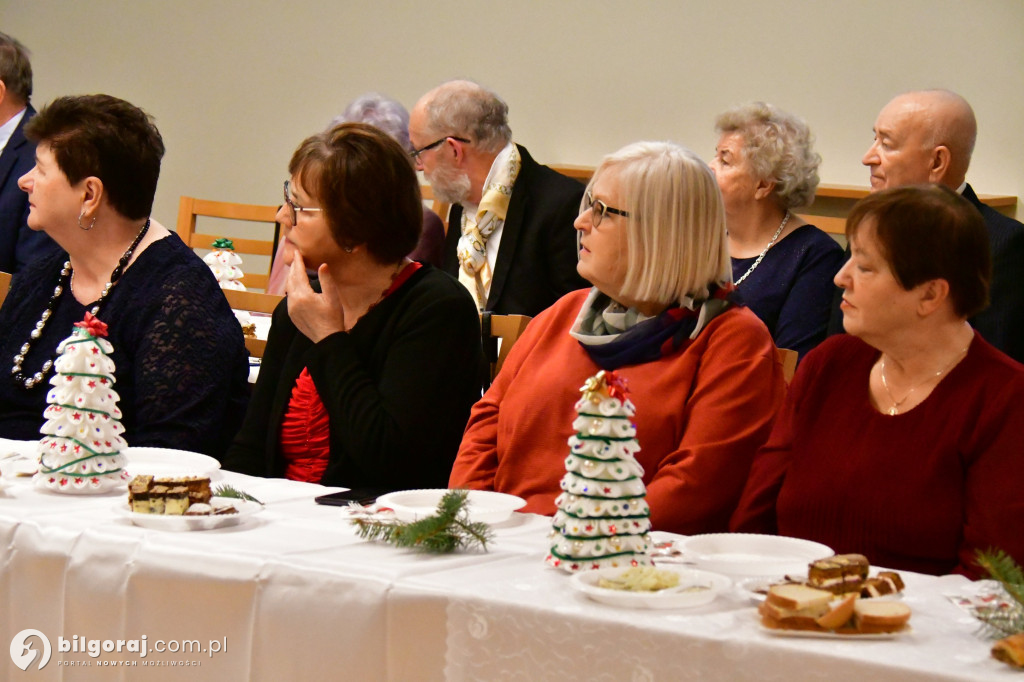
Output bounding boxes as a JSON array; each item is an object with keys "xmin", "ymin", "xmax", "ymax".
[
  {"xmin": 36, "ymin": 312, "xmax": 130, "ymax": 494},
  {"xmin": 547, "ymin": 370, "xmax": 653, "ymax": 572},
  {"xmin": 204, "ymin": 237, "xmax": 246, "ymax": 291}
]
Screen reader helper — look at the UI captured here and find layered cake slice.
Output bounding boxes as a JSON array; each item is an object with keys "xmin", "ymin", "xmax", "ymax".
[
  {"xmin": 807, "ymin": 553, "xmax": 870, "ymax": 595},
  {"xmin": 128, "ymin": 475, "xmax": 216, "ymax": 515}
]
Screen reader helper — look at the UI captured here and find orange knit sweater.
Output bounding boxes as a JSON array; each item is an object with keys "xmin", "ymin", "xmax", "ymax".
[{"xmin": 450, "ymin": 289, "xmax": 786, "ymax": 534}]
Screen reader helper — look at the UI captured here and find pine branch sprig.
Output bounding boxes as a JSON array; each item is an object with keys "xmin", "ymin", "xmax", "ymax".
[
  {"xmin": 975, "ymin": 548, "xmax": 1024, "ymax": 638},
  {"xmin": 351, "ymin": 489, "xmax": 493, "ymax": 554},
  {"xmin": 212, "ymin": 484, "xmax": 263, "ymax": 505}
]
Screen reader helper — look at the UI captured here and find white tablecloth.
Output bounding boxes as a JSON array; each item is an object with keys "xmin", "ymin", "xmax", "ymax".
[{"xmin": 0, "ymin": 462, "xmax": 1017, "ymax": 681}]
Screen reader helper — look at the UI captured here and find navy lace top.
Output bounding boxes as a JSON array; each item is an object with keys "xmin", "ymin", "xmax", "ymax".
[
  {"xmin": 732, "ymin": 224, "xmax": 845, "ymax": 358},
  {"xmin": 0, "ymin": 233, "xmax": 249, "ymax": 457}
]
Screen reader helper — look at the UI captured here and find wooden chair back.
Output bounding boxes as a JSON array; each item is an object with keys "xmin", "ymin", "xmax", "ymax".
[
  {"xmin": 777, "ymin": 347, "xmax": 799, "ymax": 383},
  {"xmin": 481, "ymin": 312, "xmax": 531, "ymax": 381},
  {"xmin": 223, "ymin": 288, "xmax": 284, "ymax": 358},
  {"xmin": 0, "ymin": 270, "xmax": 11, "ymax": 309},
  {"xmin": 176, "ymin": 196, "xmax": 280, "ymax": 290}
]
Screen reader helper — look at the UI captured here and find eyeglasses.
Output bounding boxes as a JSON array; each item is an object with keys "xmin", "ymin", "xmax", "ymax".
[
  {"xmin": 409, "ymin": 136, "xmax": 471, "ymax": 162},
  {"xmin": 283, "ymin": 180, "xmax": 324, "ymax": 223},
  {"xmin": 583, "ymin": 190, "xmax": 630, "ymax": 227}
]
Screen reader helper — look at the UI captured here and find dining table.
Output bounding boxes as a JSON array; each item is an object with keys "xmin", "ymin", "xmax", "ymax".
[{"xmin": 0, "ymin": 440, "xmax": 1018, "ymax": 681}]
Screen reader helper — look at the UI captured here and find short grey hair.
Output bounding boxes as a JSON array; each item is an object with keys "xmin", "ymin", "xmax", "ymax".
[
  {"xmin": 0, "ymin": 32, "xmax": 32, "ymax": 104},
  {"xmin": 715, "ymin": 102, "xmax": 820, "ymax": 209},
  {"xmin": 330, "ymin": 92, "xmax": 411, "ymax": 153},
  {"xmin": 420, "ymin": 79, "xmax": 512, "ymax": 154}
]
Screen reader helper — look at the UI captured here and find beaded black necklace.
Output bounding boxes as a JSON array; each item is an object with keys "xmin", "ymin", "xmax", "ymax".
[{"xmin": 11, "ymin": 219, "xmax": 151, "ymax": 390}]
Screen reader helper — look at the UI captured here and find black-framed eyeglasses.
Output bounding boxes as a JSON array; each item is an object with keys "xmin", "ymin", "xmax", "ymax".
[
  {"xmin": 409, "ymin": 136, "xmax": 471, "ymax": 162},
  {"xmin": 583, "ymin": 190, "xmax": 630, "ymax": 228},
  {"xmin": 283, "ymin": 180, "xmax": 324, "ymax": 223}
]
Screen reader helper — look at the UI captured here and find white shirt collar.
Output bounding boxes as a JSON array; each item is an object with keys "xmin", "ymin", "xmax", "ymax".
[{"xmin": 0, "ymin": 107, "xmax": 27, "ymax": 154}]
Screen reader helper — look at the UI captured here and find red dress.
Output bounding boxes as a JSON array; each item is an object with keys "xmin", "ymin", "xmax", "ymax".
[
  {"xmin": 279, "ymin": 262, "xmax": 422, "ymax": 483},
  {"xmin": 731, "ymin": 332, "xmax": 1024, "ymax": 577}
]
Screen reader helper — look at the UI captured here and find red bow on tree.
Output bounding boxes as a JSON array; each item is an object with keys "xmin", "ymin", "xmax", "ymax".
[{"xmin": 74, "ymin": 312, "xmax": 109, "ymax": 338}]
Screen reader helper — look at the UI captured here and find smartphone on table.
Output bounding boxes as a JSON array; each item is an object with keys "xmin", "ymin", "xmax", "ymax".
[{"xmin": 314, "ymin": 488, "xmax": 387, "ymax": 506}]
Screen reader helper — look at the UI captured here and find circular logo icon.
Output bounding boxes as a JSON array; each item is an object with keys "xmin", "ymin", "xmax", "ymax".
[{"xmin": 10, "ymin": 629, "xmax": 51, "ymax": 671}]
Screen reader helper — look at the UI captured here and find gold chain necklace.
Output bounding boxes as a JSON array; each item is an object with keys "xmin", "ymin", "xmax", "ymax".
[
  {"xmin": 734, "ymin": 211, "xmax": 790, "ymax": 286},
  {"xmin": 879, "ymin": 345, "xmax": 969, "ymax": 416}
]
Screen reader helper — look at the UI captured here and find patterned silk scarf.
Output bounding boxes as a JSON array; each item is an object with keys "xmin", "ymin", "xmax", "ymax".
[
  {"xmin": 457, "ymin": 144, "xmax": 521, "ymax": 309},
  {"xmin": 568, "ymin": 285, "xmax": 738, "ymax": 370}
]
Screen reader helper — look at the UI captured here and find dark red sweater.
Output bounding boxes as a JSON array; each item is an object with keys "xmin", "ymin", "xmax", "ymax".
[{"xmin": 731, "ymin": 332, "xmax": 1024, "ymax": 578}]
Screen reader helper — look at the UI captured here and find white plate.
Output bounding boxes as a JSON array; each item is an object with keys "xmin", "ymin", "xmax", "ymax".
[
  {"xmin": 376, "ymin": 489, "xmax": 526, "ymax": 524},
  {"xmin": 0, "ymin": 439, "xmax": 40, "ymax": 477},
  {"xmin": 680, "ymin": 533, "xmax": 833, "ymax": 577},
  {"xmin": 123, "ymin": 448, "xmax": 222, "ymax": 479},
  {"xmin": 758, "ymin": 622, "xmax": 911, "ymax": 640},
  {"xmin": 114, "ymin": 497, "xmax": 262, "ymax": 531},
  {"xmin": 571, "ymin": 567, "xmax": 732, "ymax": 609}
]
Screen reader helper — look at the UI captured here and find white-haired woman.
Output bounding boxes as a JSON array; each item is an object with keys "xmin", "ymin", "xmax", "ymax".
[
  {"xmin": 711, "ymin": 102, "xmax": 844, "ymax": 358},
  {"xmin": 450, "ymin": 142, "xmax": 785, "ymax": 534}
]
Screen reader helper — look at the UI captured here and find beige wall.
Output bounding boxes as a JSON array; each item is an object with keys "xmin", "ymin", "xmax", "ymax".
[{"xmin": 7, "ymin": 0, "xmax": 1024, "ymax": 225}]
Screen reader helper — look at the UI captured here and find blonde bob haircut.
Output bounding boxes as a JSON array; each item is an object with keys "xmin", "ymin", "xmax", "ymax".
[{"xmin": 586, "ymin": 141, "xmax": 731, "ymax": 306}]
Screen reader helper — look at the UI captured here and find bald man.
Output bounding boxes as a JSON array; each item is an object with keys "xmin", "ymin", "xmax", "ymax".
[
  {"xmin": 831, "ymin": 90, "xmax": 1024, "ymax": 361},
  {"xmin": 409, "ymin": 80, "xmax": 585, "ymax": 317}
]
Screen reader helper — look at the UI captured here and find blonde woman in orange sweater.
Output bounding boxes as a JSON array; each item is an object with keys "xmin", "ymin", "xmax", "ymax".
[{"xmin": 450, "ymin": 141, "xmax": 785, "ymax": 534}]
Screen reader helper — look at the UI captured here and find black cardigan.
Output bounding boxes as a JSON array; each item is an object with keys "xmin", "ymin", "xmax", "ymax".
[{"xmin": 223, "ymin": 265, "xmax": 483, "ymax": 490}]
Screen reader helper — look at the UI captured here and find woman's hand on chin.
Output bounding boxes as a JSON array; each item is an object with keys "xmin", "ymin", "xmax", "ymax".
[{"xmin": 286, "ymin": 253, "xmax": 346, "ymax": 342}]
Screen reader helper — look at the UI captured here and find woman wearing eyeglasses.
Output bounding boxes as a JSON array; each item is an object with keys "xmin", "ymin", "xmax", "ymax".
[
  {"xmin": 450, "ymin": 142, "xmax": 785, "ymax": 534},
  {"xmin": 223, "ymin": 123, "xmax": 483, "ymax": 491}
]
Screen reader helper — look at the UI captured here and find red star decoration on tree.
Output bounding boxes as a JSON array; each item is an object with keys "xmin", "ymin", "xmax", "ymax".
[{"xmin": 88, "ymin": 380, "xmax": 96, "ymax": 388}]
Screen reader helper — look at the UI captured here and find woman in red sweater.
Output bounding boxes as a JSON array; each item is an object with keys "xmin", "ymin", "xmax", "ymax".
[
  {"xmin": 450, "ymin": 142, "xmax": 786, "ymax": 535},
  {"xmin": 731, "ymin": 184, "xmax": 1024, "ymax": 577}
]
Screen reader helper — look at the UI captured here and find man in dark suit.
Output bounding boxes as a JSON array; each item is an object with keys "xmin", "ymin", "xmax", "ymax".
[
  {"xmin": 409, "ymin": 80, "xmax": 585, "ymax": 317},
  {"xmin": 834, "ymin": 89, "xmax": 1024, "ymax": 361},
  {"xmin": 0, "ymin": 32, "xmax": 57, "ymax": 273}
]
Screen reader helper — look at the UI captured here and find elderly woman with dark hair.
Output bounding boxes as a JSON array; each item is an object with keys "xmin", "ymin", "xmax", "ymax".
[
  {"xmin": 451, "ymin": 141, "xmax": 785, "ymax": 535},
  {"xmin": 711, "ymin": 102, "xmax": 844, "ymax": 358},
  {"xmin": 266, "ymin": 93, "xmax": 445, "ymax": 293},
  {"xmin": 732, "ymin": 184, "xmax": 1024, "ymax": 578},
  {"xmin": 0, "ymin": 94, "xmax": 249, "ymax": 455},
  {"xmin": 224, "ymin": 123, "xmax": 482, "ymax": 490}
]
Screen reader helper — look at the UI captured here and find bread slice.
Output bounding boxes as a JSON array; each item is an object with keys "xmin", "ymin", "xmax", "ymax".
[
  {"xmin": 815, "ymin": 593, "xmax": 858, "ymax": 630},
  {"xmin": 993, "ymin": 632, "xmax": 1024, "ymax": 668},
  {"xmin": 853, "ymin": 600, "xmax": 911, "ymax": 633},
  {"xmin": 766, "ymin": 583, "xmax": 833, "ymax": 611},
  {"xmin": 761, "ymin": 584, "xmax": 834, "ymax": 631}
]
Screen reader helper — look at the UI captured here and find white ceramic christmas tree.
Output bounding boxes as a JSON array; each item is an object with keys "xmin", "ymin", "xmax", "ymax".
[
  {"xmin": 546, "ymin": 370, "xmax": 653, "ymax": 572},
  {"xmin": 204, "ymin": 237, "xmax": 246, "ymax": 291},
  {"xmin": 36, "ymin": 312, "xmax": 130, "ymax": 494}
]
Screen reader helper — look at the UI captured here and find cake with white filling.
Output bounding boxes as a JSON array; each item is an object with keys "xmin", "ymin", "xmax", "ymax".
[{"xmin": 128, "ymin": 474, "xmax": 218, "ymax": 515}]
